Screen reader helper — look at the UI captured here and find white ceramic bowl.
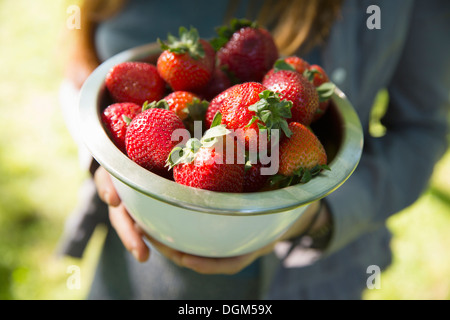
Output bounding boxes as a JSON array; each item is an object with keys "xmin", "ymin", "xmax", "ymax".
[{"xmin": 79, "ymin": 43, "xmax": 363, "ymax": 257}]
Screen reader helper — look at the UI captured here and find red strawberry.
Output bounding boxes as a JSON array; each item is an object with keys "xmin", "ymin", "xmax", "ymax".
[
  {"xmin": 105, "ymin": 61, "xmax": 166, "ymax": 105},
  {"xmin": 306, "ymin": 64, "xmax": 332, "ymax": 122},
  {"xmin": 205, "ymin": 97, "xmax": 223, "ymax": 130},
  {"xmin": 101, "ymin": 102, "xmax": 142, "ymax": 153},
  {"xmin": 243, "ymin": 161, "xmax": 269, "ymax": 193},
  {"xmin": 283, "ymin": 56, "xmax": 311, "ymax": 74},
  {"xmin": 125, "ymin": 107, "xmax": 186, "ymax": 178},
  {"xmin": 163, "ymin": 90, "xmax": 209, "ymax": 135},
  {"xmin": 214, "ymin": 19, "xmax": 278, "ymax": 83},
  {"xmin": 204, "ymin": 84, "xmax": 237, "ymax": 129},
  {"xmin": 274, "ymin": 122, "xmax": 329, "ymax": 186},
  {"xmin": 218, "ymin": 82, "xmax": 293, "ymax": 152},
  {"xmin": 263, "ymin": 69, "xmax": 319, "ymax": 126},
  {"xmin": 157, "ymin": 27, "xmax": 215, "ymax": 92},
  {"xmin": 308, "ymin": 64, "xmax": 330, "ymax": 87},
  {"xmin": 163, "ymin": 91, "xmax": 205, "ymax": 121},
  {"xmin": 167, "ymin": 126, "xmax": 245, "ymax": 192},
  {"xmin": 198, "ymin": 66, "xmax": 232, "ymax": 101}
]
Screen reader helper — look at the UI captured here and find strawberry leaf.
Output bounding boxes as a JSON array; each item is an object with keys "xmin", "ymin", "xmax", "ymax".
[
  {"xmin": 247, "ymin": 90, "xmax": 293, "ymax": 138},
  {"xmin": 166, "ymin": 138, "xmax": 201, "ymax": 168},
  {"xmin": 300, "ymin": 169, "xmax": 312, "ymax": 183},
  {"xmin": 185, "ymin": 98, "xmax": 209, "ymax": 120},
  {"xmin": 210, "ymin": 111, "xmax": 223, "ymax": 128},
  {"xmin": 259, "ymin": 110, "xmax": 272, "ymax": 124},
  {"xmin": 166, "ymin": 146, "xmax": 185, "ymax": 168},
  {"xmin": 157, "ymin": 38, "xmax": 170, "ymax": 51},
  {"xmin": 186, "ymin": 138, "xmax": 202, "ymax": 153},
  {"xmin": 248, "ymin": 100, "xmax": 268, "ymax": 113},
  {"xmin": 302, "ymin": 69, "xmax": 319, "ymax": 82},
  {"xmin": 142, "ymin": 100, "xmax": 151, "ymax": 111},
  {"xmin": 159, "ymin": 26, "xmax": 205, "ymax": 60},
  {"xmin": 142, "ymin": 99, "xmax": 169, "ymax": 111},
  {"xmin": 279, "ymin": 121, "xmax": 291, "ymax": 139},
  {"xmin": 270, "ymin": 174, "xmax": 297, "ymax": 188},
  {"xmin": 201, "ymin": 124, "xmax": 230, "ymax": 147},
  {"xmin": 245, "ymin": 115, "xmax": 259, "ymax": 128},
  {"xmin": 179, "ymin": 98, "xmax": 209, "ymax": 137},
  {"xmin": 166, "ymin": 125, "xmax": 231, "ymax": 169},
  {"xmin": 273, "ymin": 59, "xmax": 296, "ymax": 73},
  {"xmin": 269, "ymin": 164, "xmax": 331, "ymax": 187},
  {"xmin": 269, "ymin": 174, "xmax": 286, "ymax": 185},
  {"xmin": 210, "ymin": 18, "xmax": 258, "ymax": 51},
  {"xmin": 122, "ymin": 115, "xmax": 132, "ymax": 126},
  {"xmin": 316, "ymin": 82, "xmax": 336, "ymax": 102},
  {"xmin": 230, "ymin": 18, "xmax": 257, "ymax": 31},
  {"xmin": 295, "ymin": 165, "xmax": 331, "ymax": 184}
]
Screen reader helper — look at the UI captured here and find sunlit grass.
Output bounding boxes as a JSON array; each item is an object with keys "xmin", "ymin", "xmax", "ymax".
[
  {"xmin": 364, "ymin": 186, "xmax": 450, "ymax": 300},
  {"xmin": 0, "ymin": 0, "xmax": 91, "ymax": 300}
]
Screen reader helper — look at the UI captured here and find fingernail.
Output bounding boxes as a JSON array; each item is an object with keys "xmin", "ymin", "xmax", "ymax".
[
  {"xmin": 131, "ymin": 249, "xmax": 141, "ymax": 262},
  {"xmin": 103, "ymin": 191, "xmax": 111, "ymax": 205}
]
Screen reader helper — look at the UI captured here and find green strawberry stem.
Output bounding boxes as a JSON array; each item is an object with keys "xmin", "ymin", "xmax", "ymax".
[
  {"xmin": 158, "ymin": 26, "xmax": 205, "ymax": 60},
  {"xmin": 165, "ymin": 124, "xmax": 230, "ymax": 169},
  {"xmin": 210, "ymin": 18, "xmax": 258, "ymax": 51},
  {"xmin": 210, "ymin": 111, "xmax": 223, "ymax": 128},
  {"xmin": 303, "ymin": 69, "xmax": 336, "ymax": 102},
  {"xmin": 200, "ymin": 124, "xmax": 230, "ymax": 148},
  {"xmin": 185, "ymin": 98, "xmax": 209, "ymax": 119},
  {"xmin": 269, "ymin": 164, "xmax": 331, "ymax": 187},
  {"xmin": 142, "ymin": 99, "xmax": 170, "ymax": 111},
  {"xmin": 246, "ymin": 90, "xmax": 293, "ymax": 139},
  {"xmin": 316, "ymin": 82, "xmax": 336, "ymax": 102},
  {"xmin": 166, "ymin": 143, "xmax": 197, "ymax": 168},
  {"xmin": 182, "ymin": 98, "xmax": 210, "ymax": 136},
  {"xmin": 122, "ymin": 115, "xmax": 132, "ymax": 126},
  {"xmin": 302, "ymin": 68, "xmax": 320, "ymax": 82},
  {"xmin": 244, "ymin": 150, "xmax": 261, "ymax": 172},
  {"xmin": 273, "ymin": 59, "xmax": 296, "ymax": 73}
]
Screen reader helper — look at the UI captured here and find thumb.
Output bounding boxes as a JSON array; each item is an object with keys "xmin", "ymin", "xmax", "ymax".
[{"xmin": 94, "ymin": 166, "xmax": 121, "ymax": 207}]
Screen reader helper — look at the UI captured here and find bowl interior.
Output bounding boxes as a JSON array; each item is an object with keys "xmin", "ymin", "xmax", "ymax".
[{"xmin": 79, "ymin": 43, "xmax": 364, "ymax": 216}]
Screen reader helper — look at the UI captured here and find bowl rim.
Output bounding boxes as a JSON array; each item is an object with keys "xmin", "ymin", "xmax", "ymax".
[{"xmin": 79, "ymin": 42, "xmax": 364, "ymax": 216}]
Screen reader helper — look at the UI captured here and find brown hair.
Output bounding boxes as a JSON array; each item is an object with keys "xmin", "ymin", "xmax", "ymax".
[
  {"xmin": 65, "ymin": 0, "xmax": 126, "ymax": 88},
  {"xmin": 258, "ymin": 0, "xmax": 344, "ymax": 56},
  {"xmin": 67, "ymin": 0, "xmax": 343, "ymax": 88}
]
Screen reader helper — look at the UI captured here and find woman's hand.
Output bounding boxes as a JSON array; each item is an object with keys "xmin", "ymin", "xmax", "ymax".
[
  {"xmin": 94, "ymin": 166, "xmax": 323, "ymax": 275},
  {"xmin": 94, "ymin": 166, "xmax": 150, "ymax": 262}
]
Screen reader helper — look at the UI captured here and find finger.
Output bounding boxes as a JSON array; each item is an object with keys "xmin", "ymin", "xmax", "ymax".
[
  {"xmin": 94, "ymin": 166, "xmax": 121, "ymax": 207},
  {"xmin": 180, "ymin": 243, "xmax": 275, "ymax": 275},
  {"xmin": 109, "ymin": 204, "xmax": 150, "ymax": 262},
  {"xmin": 146, "ymin": 236, "xmax": 275, "ymax": 275},
  {"xmin": 143, "ymin": 234, "xmax": 185, "ymax": 267},
  {"xmin": 181, "ymin": 254, "xmax": 251, "ymax": 275}
]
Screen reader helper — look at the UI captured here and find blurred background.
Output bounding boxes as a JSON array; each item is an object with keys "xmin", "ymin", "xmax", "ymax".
[{"xmin": 0, "ymin": 0, "xmax": 449, "ymax": 300}]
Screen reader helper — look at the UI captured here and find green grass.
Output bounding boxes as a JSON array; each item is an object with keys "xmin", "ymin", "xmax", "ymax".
[
  {"xmin": 0, "ymin": 0, "xmax": 449, "ymax": 300},
  {"xmin": 0, "ymin": 0, "xmax": 94, "ymax": 300},
  {"xmin": 363, "ymin": 181, "xmax": 450, "ymax": 299}
]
